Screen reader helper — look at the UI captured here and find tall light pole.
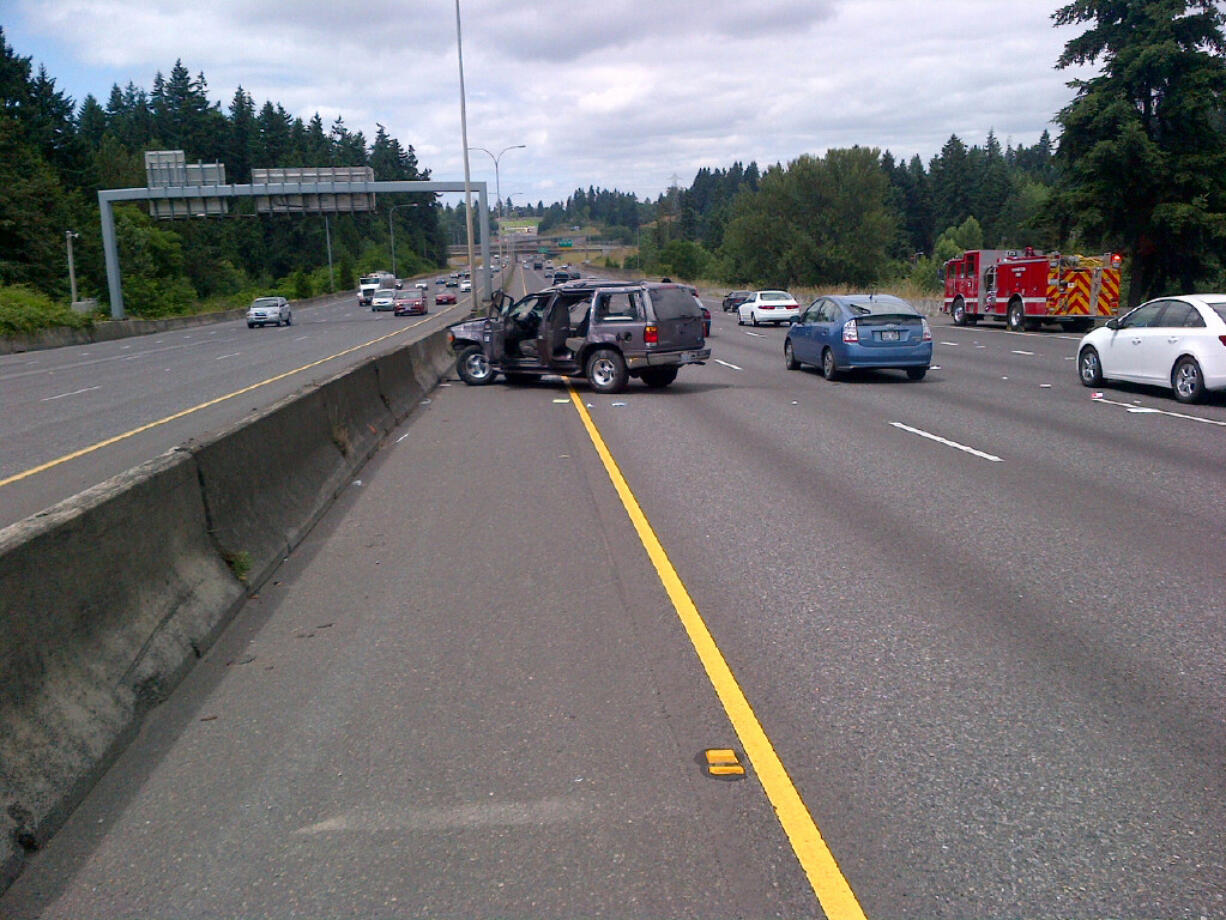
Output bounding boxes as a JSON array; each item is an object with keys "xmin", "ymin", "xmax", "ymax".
[
  {"xmin": 65, "ymin": 230, "xmax": 80, "ymax": 304},
  {"xmin": 388, "ymin": 202, "xmax": 420, "ymax": 279},
  {"xmin": 469, "ymin": 145, "xmax": 525, "ymax": 268},
  {"xmin": 454, "ymin": 0, "xmax": 478, "ymax": 309}
]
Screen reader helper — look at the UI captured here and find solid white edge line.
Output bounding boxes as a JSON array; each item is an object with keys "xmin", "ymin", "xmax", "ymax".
[
  {"xmin": 1093, "ymin": 397, "xmax": 1226, "ymax": 428},
  {"xmin": 889, "ymin": 421, "xmax": 1004, "ymax": 462}
]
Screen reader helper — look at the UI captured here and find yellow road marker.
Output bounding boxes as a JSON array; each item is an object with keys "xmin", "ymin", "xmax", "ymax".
[
  {"xmin": 705, "ymin": 748, "xmax": 746, "ymax": 777},
  {"xmin": 1, "ymin": 311, "xmax": 451, "ymax": 491},
  {"xmin": 568, "ymin": 388, "xmax": 868, "ymax": 920}
]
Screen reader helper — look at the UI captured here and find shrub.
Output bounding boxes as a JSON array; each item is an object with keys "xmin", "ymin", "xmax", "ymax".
[{"xmin": 0, "ymin": 284, "xmax": 92, "ymax": 335}]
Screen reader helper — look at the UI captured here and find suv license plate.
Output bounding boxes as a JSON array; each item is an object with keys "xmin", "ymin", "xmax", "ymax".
[{"xmin": 881, "ymin": 330, "xmax": 900, "ymax": 342}]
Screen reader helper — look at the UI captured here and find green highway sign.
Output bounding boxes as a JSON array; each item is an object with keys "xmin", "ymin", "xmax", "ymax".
[{"xmin": 559, "ymin": 239, "xmax": 573, "ymax": 247}]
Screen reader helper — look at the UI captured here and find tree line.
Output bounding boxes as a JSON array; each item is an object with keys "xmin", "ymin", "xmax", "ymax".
[{"xmin": 0, "ymin": 29, "xmax": 449, "ymax": 326}]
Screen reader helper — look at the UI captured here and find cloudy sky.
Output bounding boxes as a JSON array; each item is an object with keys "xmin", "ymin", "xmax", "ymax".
[{"xmin": 7, "ymin": 1, "xmax": 1096, "ymax": 206}]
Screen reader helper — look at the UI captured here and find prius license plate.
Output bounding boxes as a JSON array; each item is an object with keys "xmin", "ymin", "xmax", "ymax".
[{"xmin": 881, "ymin": 330, "xmax": 900, "ymax": 342}]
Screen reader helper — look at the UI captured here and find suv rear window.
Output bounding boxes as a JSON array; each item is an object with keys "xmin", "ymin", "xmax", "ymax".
[{"xmin": 650, "ymin": 287, "xmax": 702, "ymax": 320}]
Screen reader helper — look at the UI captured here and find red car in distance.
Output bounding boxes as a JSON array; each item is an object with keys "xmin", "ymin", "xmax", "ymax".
[{"xmin": 393, "ymin": 290, "xmax": 427, "ymax": 316}]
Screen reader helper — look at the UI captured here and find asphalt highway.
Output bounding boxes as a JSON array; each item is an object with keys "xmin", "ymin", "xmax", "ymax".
[
  {"xmin": 0, "ymin": 282, "xmax": 478, "ymax": 529},
  {"xmin": 3, "ymin": 269, "xmax": 1224, "ymax": 917}
]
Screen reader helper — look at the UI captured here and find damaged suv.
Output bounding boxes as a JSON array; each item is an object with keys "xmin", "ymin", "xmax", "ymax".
[{"xmin": 448, "ymin": 280, "xmax": 710, "ymax": 393}]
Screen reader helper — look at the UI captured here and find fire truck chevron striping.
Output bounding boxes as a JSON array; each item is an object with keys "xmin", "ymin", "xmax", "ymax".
[{"xmin": 943, "ymin": 249, "xmax": 1123, "ymax": 332}]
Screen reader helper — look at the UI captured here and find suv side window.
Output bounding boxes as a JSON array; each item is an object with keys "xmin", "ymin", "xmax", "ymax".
[{"xmin": 594, "ymin": 292, "xmax": 641, "ymax": 322}]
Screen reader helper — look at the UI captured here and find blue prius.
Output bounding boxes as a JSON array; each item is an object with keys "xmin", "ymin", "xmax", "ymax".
[{"xmin": 784, "ymin": 293, "xmax": 933, "ymax": 381}]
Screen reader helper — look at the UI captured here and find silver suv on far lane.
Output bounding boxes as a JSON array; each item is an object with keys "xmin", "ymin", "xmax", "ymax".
[
  {"xmin": 246, "ymin": 296, "xmax": 292, "ymax": 328},
  {"xmin": 448, "ymin": 280, "xmax": 710, "ymax": 393}
]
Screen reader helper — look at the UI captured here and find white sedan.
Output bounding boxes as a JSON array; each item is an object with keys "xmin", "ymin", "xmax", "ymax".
[
  {"xmin": 736, "ymin": 290, "xmax": 801, "ymax": 326},
  {"xmin": 1077, "ymin": 293, "xmax": 1226, "ymax": 403},
  {"xmin": 460, "ymin": 279, "xmax": 472, "ymax": 293}
]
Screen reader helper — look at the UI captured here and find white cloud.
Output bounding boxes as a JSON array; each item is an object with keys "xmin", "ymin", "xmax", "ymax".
[{"xmin": 12, "ymin": 0, "xmax": 1094, "ymax": 203}]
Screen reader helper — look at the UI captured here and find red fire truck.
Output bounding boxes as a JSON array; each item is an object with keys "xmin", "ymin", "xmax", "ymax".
[{"xmin": 942, "ymin": 248, "xmax": 1123, "ymax": 332}]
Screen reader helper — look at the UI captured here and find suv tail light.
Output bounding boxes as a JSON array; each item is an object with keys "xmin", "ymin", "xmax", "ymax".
[
  {"xmin": 842, "ymin": 319, "xmax": 859, "ymax": 343},
  {"xmin": 645, "ymin": 324, "xmax": 658, "ymax": 345}
]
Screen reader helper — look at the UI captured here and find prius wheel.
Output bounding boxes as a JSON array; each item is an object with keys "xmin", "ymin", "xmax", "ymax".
[
  {"xmin": 821, "ymin": 348, "xmax": 839, "ymax": 381},
  {"xmin": 784, "ymin": 340, "xmax": 800, "ymax": 370},
  {"xmin": 906, "ymin": 367, "xmax": 927, "ymax": 381},
  {"xmin": 1078, "ymin": 347, "xmax": 1103, "ymax": 387},
  {"xmin": 1172, "ymin": 357, "xmax": 1205, "ymax": 403}
]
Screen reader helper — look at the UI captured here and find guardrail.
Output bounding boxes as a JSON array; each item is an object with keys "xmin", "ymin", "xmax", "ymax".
[{"xmin": 0, "ymin": 330, "xmax": 455, "ymax": 891}]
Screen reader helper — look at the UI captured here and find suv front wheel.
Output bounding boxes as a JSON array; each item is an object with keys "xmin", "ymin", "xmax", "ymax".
[
  {"xmin": 586, "ymin": 348, "xmax": 629, "ymax": 394},
  {"xmin": 456, "ymin": 345, "xmax": 496, "ymax": 386}
]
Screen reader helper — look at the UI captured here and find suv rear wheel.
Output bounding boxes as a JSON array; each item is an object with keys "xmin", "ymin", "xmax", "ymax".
[
  {"xmin": 586, "ymin": 348, "xmax": 628, "ymax": 394},
  {"xmin": 640, "ymin": 366, "xmax": 678, "ymax": 388}
]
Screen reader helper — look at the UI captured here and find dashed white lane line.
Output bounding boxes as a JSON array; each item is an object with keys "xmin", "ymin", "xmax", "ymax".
[
  {"xmin": 714, "ymin": 359, "xmax": 743, "ymax": 371},
  {"xmin": 1011, "ymin": 349, "xmax": 1035, "ymax": 356},
  {"xmin": 216, "ymin": 352, "xmax": 241, "ymax": 360},
  {"xmin": 1093, "ymin": 396, "xmax": 1226, "ymax": 427},
  {"xmin": 41, "ymin": 386, "xmax": 100, "ymax": 402},
  {"xmin": 889, "ymin": 421, "xmax": 1004, "ymax": 462},
  {"xmin": 744, "ymin": 331, "xmax": 765, "ymax": 338}
]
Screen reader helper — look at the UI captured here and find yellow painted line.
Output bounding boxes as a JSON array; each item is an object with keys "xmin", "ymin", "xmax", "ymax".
[
  {"xmin": 0, "ymin": 310, "xmax": 455, "ymax": 491},
  {"xmin": 568, "ymin": 388, "xmax": 868, "ymax": 920}
]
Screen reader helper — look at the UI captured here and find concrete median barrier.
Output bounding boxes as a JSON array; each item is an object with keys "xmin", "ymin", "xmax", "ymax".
[
  {"xmin": 0, "ymin": 451, "xmax": 245, "ymax": 889},
  {"xmin": 0, "ymin": 331, "xmax": 455, "ymax": 891},
  {"xmin": 190, "ymin": 386, "xmax": 354, "ymax": 593}
]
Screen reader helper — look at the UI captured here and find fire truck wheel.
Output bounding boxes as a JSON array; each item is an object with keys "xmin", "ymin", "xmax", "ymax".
[
  {"xmin": 1007, "ymin": 300, "xmax": 1025, "ymax": 332},
  {"xmin": 951, "ymin": 299, "xmax": 967, "ymax": 326},
  {"xmin": 821, "ymin": 348, "xmax": 839, "ymax": 381},
  {"xmin": 1172, "ymin": 357, "xmax": 1206, "ymax": 404},
  {"xmin": 1078, "ymin": 347, "xmax": 1103, "ymax": 387}
]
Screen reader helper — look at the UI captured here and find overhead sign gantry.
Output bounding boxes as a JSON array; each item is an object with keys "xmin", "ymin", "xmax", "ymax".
[{"xmin": 98, "ymin": 154, "xmax": 491, "ymax": 318}]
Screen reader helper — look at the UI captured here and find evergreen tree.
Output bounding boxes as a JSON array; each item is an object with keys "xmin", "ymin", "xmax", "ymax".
[
  {"xmin": 1053, "ymin": 0, "xmax": 1226, "ymax": 304},
  {"xmin": 227, "ymin": 87, "xmax": 256, "ymax": 181},
  {"xmin": 77, "ymin": 94, "xmax": 107, "ymax": 150}
]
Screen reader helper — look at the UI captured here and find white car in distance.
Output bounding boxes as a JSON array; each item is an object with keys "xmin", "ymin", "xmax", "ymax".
[
  {"xmin": 737, "ymin": 290, "xmax": 801, "ymax": 327},
  {"xmin": 1078, "ymin": 293, "xmax": 1226, "ymax": 403}
]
